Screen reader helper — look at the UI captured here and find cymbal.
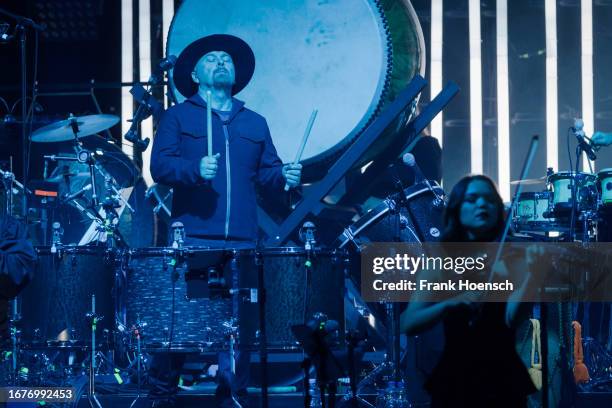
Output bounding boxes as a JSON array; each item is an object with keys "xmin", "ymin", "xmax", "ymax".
[
  {"xmin": 31, "ymin": 114, "xmax": 119, "ymax": 143},
  {"xmin": 510, "ymin": 176, "xmax": 546, "ymax": 186}
]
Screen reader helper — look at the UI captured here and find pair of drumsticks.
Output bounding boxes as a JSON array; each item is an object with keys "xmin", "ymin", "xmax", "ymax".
[{"xmin": 205, "ymin": 90, "xmax": 317, "ymax": 191}]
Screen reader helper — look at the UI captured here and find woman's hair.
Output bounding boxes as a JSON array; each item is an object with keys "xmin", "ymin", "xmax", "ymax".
[{"xmin": 441, "ymin": 175, "xmax": 506, "ymax": 242}]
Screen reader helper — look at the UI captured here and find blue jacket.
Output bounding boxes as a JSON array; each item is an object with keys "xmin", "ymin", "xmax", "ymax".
[{"xmin": 150, "ymin": 94, "xmax": 284, "ymax": 241}]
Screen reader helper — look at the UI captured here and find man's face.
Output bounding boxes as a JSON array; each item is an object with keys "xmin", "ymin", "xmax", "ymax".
[{"xmin": 191, "ymin": 51, "xmax": 236, "ymax": 89}]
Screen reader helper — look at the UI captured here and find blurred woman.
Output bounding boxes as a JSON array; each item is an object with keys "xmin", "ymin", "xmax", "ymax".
[{"xmin": 400, "ymin": 175, "xmax": 536, "ymax": 407}]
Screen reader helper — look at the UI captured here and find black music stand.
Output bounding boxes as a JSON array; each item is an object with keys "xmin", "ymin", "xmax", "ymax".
[{"xmin": 292, "ymin": 324, "xmax": 344, "ymax": 408}]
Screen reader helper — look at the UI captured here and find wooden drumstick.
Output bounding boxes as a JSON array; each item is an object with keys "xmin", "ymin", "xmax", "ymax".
[
  {"xmin": 284, "ymin": 109, "xmax": 318, "ymax": 191},
  {"xmin": 206, "ymin": 90, "xmax": 213, "ymax": 157}
]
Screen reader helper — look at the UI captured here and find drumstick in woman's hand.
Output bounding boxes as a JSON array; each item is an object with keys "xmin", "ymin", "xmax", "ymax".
[{"xmin": 284, "ymin": 109, "xmax": 318, "ymax": 191}]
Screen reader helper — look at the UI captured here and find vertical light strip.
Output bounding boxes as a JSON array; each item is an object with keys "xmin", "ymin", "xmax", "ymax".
[
  {"xmin": 545, "ymin": 0, "xmax": 558, "ymax": 171},
  {"xmin": 469, "ymin": 0, "xmax": 483, "ymax": 174},
  {"xmin": 139, "ymin": 0, "xmax": 154, "ymax": 187},
  {"xmin": 121, "ymin": 0, "xmax": 134, "ymax": 159},
  {"xmin": 496, "ymin": 0, "xmax": 510, "ymax": 201},
  {"xmin": 581, "ymin": 0, "xmax": 594, "ymax": 172},
  {"xmin": 162, "ymin": 0, "xmax": 174, "ymax": 109},
  {"xmin": 430, "ymin": 0, "xmax": 443, "ymax": 146}
]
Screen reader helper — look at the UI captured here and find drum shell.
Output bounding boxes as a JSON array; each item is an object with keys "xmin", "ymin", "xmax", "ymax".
[
  {"xmin": 122, "ymin": 248, "xmax": 233, "ymax": 351},
  {"xmin": 597, "ymin": 168, "xmax": 612, "ymax": 206},
  {"xmin": 549, "ymin": 171, "xmax": 597, "ymax": 212},
  {"xmin": 20, "ymin": 247, "xmax": 115, "ymax": 344},
  {"xmin": 237, "ymin": 248, "xmax": 345, "ymax": 350}
]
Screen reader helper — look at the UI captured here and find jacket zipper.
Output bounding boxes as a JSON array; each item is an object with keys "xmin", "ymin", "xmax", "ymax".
[{"xmin": 223, "ymin": 124, "xmax": 231, "ymax": 238}]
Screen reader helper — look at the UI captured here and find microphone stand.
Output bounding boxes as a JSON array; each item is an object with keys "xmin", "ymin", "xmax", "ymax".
[
  {"xmin": 0, "ymin": 7, "xmax": 44, "ymax": 218},
  {"xmin": 569, "ymin": 135, "xmax": 596, "ymax": 241}
]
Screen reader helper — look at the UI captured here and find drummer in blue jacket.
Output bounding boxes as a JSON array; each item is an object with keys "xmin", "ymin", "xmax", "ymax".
[
  {"xmin": 151, "ymin": 34, "xmax": 301, "ymax": 245},
  {"xmin": 149, "ymin": 34, "xmax": 301, "ymax": 408}
]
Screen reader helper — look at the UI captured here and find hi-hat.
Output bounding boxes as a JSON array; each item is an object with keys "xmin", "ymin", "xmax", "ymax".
[{"xmin": 31, "ymin": 114, "xmax": 119, "ymax": 143}]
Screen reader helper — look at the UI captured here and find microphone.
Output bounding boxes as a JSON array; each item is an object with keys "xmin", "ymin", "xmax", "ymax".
[
  {"xmin": 63, "ymin": 183, "xmax": 92, "ymax": 202},
  {"xmin": 402, "ymin": 153, "xmax": 445, "ymax": 207},
  {"xmin": 573, "ymin": 118, "xmax": 597, "ymax": 161},
  {"xmin": 402, "ymin": 153, "xmax": 426, "ymax": 183}
]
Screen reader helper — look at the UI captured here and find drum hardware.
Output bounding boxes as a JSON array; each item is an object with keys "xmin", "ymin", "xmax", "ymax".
[
  {"xmin": 255, "ymin": 250, "xmax": 270, "ymax": 408},
  {"xmin": 299, "ymin": 221, "xmax": 317, "ymax": 251},
  {"xmin": 50, "ymin": 221, "xmax": 63, "ymax": 253},
  {"xmin": 124, "ymin": 56, "xmax": 175, "ymax": 151},
  {"xmin": 0, "ymin": 166, "xmax": 21, "ymax": 216},
  {"xmin": 171, "ymin": 221, "xmax": 185, "ymax": 249},
  {"xmin": 44, "ymin": 148, "xmax": 101, "ymax": 207},
  {"xmin": 146, "ymin": 184, "xmax": 173, "ymax": 220},
  {"xmin": 128, "ymin": 320, "xmax": 147, "ymax": 408},
  {"xmin": 87, "ymin": 294, "xmax": 103, "ymax": 408},
  {"xmin": 568, "ymin": 120, "xmax": 599, "ymax": 241}
]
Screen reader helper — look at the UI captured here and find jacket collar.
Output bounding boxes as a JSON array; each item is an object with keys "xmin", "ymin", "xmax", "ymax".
[{"xmin": 186, "ymin": 93, "xmax": 245, "ymax": 123}]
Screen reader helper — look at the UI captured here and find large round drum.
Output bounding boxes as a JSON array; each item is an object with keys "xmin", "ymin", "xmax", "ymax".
[
  {"xmin": 167, "ymin": 0, "xmax": 425, "ymax": 180},
  {"xmin": 20, "ymin": 246, "xmax": 115, "ymax": 345}
]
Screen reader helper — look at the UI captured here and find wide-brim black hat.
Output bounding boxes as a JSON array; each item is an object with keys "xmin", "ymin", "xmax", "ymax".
[{"xmin": 172, "ymin": 34, "xmax": 255, "ymax": 98}]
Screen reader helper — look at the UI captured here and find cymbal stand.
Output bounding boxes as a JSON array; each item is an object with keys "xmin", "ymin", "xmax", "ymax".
[
  {"xmin": 87, "ymin": 294, "xmax": 103, "ymax": 408},
  {"xmin": 99, "ymin": 176, "xmax": 122, "ymax": 248},
  {"xmin": 69, "ymin": 114, "xmax": 99, "ymax": 207}
]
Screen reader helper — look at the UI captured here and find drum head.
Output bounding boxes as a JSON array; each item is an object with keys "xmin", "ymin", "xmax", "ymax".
[{"xmin": 167, "ymin": 0, "xmax": 424, "ymax": 180}]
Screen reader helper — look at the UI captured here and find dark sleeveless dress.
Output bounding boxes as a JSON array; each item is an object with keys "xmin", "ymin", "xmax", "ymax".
[{"xmin": 426, "ymin": 302, "xmax": 537, "ymax": 407}]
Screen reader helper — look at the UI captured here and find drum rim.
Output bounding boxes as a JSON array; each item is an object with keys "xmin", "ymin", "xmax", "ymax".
[
  {"xmin": 597, "ymin": 168, "xmax": 612, "ymax": 176},
  {"xmin": 548, "ymin": 171, "xmax": 596, "ymax": 181},
  {"xmin": 257, "ymin": 246, "xmax": 337, "ymax": 255},
  {"xmin": 34, "ymin": 245, "xmax": 109, "ymax": 255},
  {"xmin": 336, "ymin": 182, "xmax": 443, "ymax": 248}
]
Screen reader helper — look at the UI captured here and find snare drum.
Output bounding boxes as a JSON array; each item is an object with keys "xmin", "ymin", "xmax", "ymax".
[
  {"xmin": 597, "ymin": 168, "xmax": 612, "ymax": 206},
  {"xmin": 549, "ymin": 171, "xmax": 597, "ymax": 212}
]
